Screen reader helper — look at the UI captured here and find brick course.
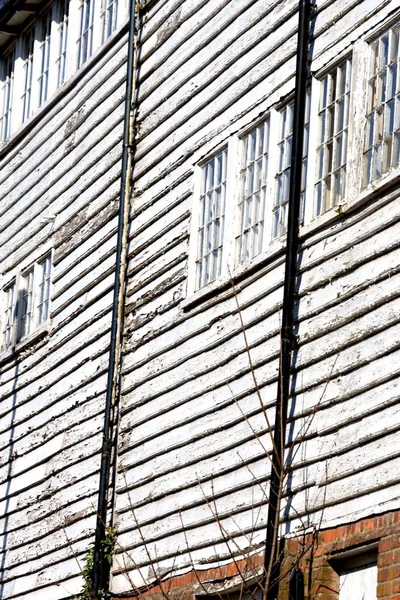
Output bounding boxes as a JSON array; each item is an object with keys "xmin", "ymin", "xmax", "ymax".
[{"xmin": 120, "ymin": 509, "xmax": 400, "ymax": 600}]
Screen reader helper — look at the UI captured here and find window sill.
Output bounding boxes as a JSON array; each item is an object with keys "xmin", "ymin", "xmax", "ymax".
[
  {"xmin": 342, "ymin": 167, "xmax": 400, "ymax": 215},
  {"xmin": 0, "ymin": 322, "xmax": 50, "ymax": 363},
  {"xmin": 300, "ymin": 166, "xmax": 400, "ymax": 240},
  {"xmin": 182, "ymin": 237, "xmax": 287, "ymax": 311},
  {"xmin": 183, "ymin": 166, "xmax": 400, "ymax": 311}
]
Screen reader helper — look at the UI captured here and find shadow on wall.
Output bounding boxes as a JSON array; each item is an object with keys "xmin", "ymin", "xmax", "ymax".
[
  {"xmin": 0, "ymin": 289, "xmax": 23, "ymax": 599},
  {"xmin": 0, "ymin": 361, "xmax": 20, "ymax": 599},
  {"xmin": 283, "ymin": 249, "xmax": 302, "ymax": 536}
]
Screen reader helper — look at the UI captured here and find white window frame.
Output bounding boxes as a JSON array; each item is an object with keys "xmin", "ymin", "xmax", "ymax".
[
  {"xmin": 273, "ymin": 89, "xmax": 311, "ymax": 239},
  {"xmin": 303, "ymin": 43, "xmax": 364, "ymax": 227},
  {"xmin": 188, "ymin": 17, "xmax": 400, "ymax": 302},
  {"xmin": 187, "ymin": 141, "xmax": 237, "ymax": 296},
  {"xmin": 55, "ymin": 0, "xmax": 70, "ymax": 86},
  {"xmin": 2, "ymin": 280, "xmax": 17, "ymax": 349},
  {"xmin": 0, "ymin": 47, "xmax": 15, "ymax": 141},
  {"xmin": 235, "ymin": 118, "xmax": 270, "ymax": 266},
  {"xmin": 37, "ymin": 253, "xmax": 52, "ymax": 325},
  {"xmin": 363, "ymin": 22, "xmax": 400, "ymax": 185},
  {"xmin": 20, "ymin": 27, "xmax": 35, "ymax": 124},
  {"xmin": 77, "ymin": 0, "xmax": 95, "ymax": 68},
  {"xmin": 101, "ymin": 0, "xmax": 118, "ymax": 43},
  {"xmin": 19, "ymin": 266, "xmax": 35, "ymax": 340},
  {"xmin": 0, "ymin": 0, "xmax": 128, "ymax": 140},
  {"xmin": 37, "ymin": 6, "xmax": 53, "ymax": 108},
  {"xmin": 314, "ymin": 56, "xmax": 353, "ymax": 216},
  {"xmin": 1, "ymin": 251, "xmax": 53, "ymax": 352},
  {"xmin": 196, "ymin": 147, "xmax": 228, "ymax": 290}
]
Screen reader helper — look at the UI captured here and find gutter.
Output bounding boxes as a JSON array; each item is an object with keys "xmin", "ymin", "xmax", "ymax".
[
  {"xmin": 263, "ymin": 1, "xmax": 312, "ymax": 598},
  {"xmin": 93, "ymin": 0, "xmax": 138, "ymax": 594}
]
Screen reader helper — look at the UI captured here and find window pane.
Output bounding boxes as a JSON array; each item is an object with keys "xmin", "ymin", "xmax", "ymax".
[
  {"xmin": 22, "ymin": 29, "xmax": 35, "ymax": 123},
  {"xmin": 3, "ymin": 282, "xmax": 16, "ymax": 348},
  {"xmin": 0, "ymin": 49, "xmax": 15, "ymax": 141},
  {"xmin": 339, "ymin": 563, "xmax": 377, "ymax": 600},
  {"xmin": 38, "ymin": 8, "xmax": 52, "ymax": 107},
  {"xmin": 314, "ymin": 58, "xmax": 352, "ymax": 216},
  {"xmin": 237, "ymin": 119, "xmax": 269, "ymax": 264},
  {"xmin": 196, "ymin": 150, "xmax": 227, "ymax": 289},
  {"xmin": 77, "ymin": 0, "xmax": 94, "ymax": 68},
  {"xmin": 37, "ymin": 255, "xmax": 52, "ymax": 324},
  {"xmin": 56, "ymin": 0, "xmax": 69, "ymax": 86},
  {"xmin": 364, "ymin": 24, "xmax": 400, "ymax": 184},
  {"xmin": 273, "ymin": 89, "xmax": 310, "ymax": 238},
  {"xmin": 20, "ymin": 268, "xmax": 35, "ymax": 340},
  {"xmin": 101, "ymin": 0, "xmax": 118, "ymax": 42}
]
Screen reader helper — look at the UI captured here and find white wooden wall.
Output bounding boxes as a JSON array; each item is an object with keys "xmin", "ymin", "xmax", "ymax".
[
  {"xmin": 1, "ymin": 0, "xmax": 399, "ymax": 597},
  {"xmin": 113, "ymin": 0, "xmax": 400, "ymax": 593},
  {"xmin": 0, "ymin": 31, "xmax": 128, "ymax": 598}
]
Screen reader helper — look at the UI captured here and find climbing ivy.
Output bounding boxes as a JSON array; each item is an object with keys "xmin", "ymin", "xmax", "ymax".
[{"xmin": 80, "ymin": 527, "xmax": 116, "ymax": 600}]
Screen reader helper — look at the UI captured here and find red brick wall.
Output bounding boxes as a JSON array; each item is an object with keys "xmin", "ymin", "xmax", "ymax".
[
  {"xmin": 120, "ymin": 509, "xmax": 400, "ymax": 600},
  {"xmin": 281, "ymin": 509, "xmax": 400, "ymax": 599}
]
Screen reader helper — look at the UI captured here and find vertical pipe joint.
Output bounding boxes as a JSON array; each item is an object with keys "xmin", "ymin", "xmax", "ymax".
[{"xmin": 264, "ymin": 2, "xmax": 312, "ymax": 599}]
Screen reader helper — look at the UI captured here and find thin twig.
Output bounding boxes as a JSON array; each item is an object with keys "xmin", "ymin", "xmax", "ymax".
[{"xmin": 229, "ymin": 271, "xmax": 281, "ymax": 468}]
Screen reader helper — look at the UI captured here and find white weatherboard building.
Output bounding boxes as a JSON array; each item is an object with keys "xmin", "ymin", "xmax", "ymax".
[{"xmin": 0, "ymin": 0, "xmax": 400, "ymax": 599}]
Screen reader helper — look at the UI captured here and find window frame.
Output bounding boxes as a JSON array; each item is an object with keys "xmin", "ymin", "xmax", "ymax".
[
  {"xmin": 187, "ymin": 140, "xmax": 238, "ymax": 297},
  {"xmin": 77, "ymin": 0, "xmax": 96, "ymax": 68},
  {"xmin": 2, "ymin": 280, "xmax": 17, "ymax": 350},
  {"xmin": 0, "ymin": 47, "xmax": 15, "ymax": 141},
  {"xmin": 272, "ymin": 88, "xmax": 311, "ymax": 239},
  {"xmin": 37, "ymin": 6, "xmax": 53, "ymax": 108},
  {"xmin": 195, "ymin": 147, "xmax": 228, "ymax": 290},
  {"xmin": 101, "ymin": 0, "xmax": 118, "ymax": 43},
  {"xmin": 55, "ymin": 0, "xmax": 70, "ymax": 87},
  {"xmin": 363, "ymin": 22, "xmax": 400, "ymax": 185},
  {"xmin": 1, "ymin": 251, "xmax": 53, "ymax": 352},
  {"xmin": 37, "ymin": 253, "xmax": 52, "ymax": 325},
  {"xmin": 20, "ymin": 26, "xmax": 35, "ymax": 124},
  {"xmin": 19, "ymin": 265, "xmax": 35, "ymax": 341},
  {"xmin": 314, "ymin": 56, "xmax": 353, "ymax": 216},
  {"xmin": 235, "ymin": 117, "xmax": 271, "ymax": 266},
  {"xmin": 0, "ymin": 0, "xmax": 128, "ymax": 142}
]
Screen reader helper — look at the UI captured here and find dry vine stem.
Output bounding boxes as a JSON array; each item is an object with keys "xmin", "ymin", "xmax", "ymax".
[{"xmin": 60, "ymin": 276, "xmax": 340, "ymax": 600}]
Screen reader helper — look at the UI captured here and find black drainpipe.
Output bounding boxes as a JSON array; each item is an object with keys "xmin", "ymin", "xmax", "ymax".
[
  {"xmin": 289, "ymin": 568, "xmax": 305, "ymax": 600},
  {"xmin": 263, "ymin": 1, "xmax": 312, "ymax": 599},
  {"xmin": 93, "ymin": 0, "xmax": 137, "ymax": 594}
]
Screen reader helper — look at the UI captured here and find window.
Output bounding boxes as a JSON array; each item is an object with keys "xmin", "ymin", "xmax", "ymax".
[
  {"xmin": 38, "ymin": 8, "xmax": 52, "ymax": 107},
  {"xmin": 55, "ymin": 0, "xmax": 69, "ymax": 86},
  {"xmin": 0, "ymin": 49, "xmax": 15, "ymax": 141},
  {"xmin": 0, "ymin": 0, "xmax": 128, "ymax": 137},
  {"xmin": 196, "ymin": 149, "xmax": 227, "ymax": 289},
  {"xmin": 273, "ymin": 90, "xmax": 310, "ymax": 239},
  {"xmin": 315, "ymin": 58, "xmax": 352, "ymax": 215},
  {"xmin": 101, "ymin": 0, "xmax": 118, "ymax": 42},
  {"xmin": 186, "ymin": 21, "xmax": 400, "ymax": 298},
  {"xmin": 339, "ymin": 562, "xmax": 377, "ymax": 600},
  {"xmin": 1, "ymin": 254, "xmax": 52, "ymax": 350},
  {"xmin": 20, "ymin": 267, "xmax": 35, "ymax": 339},
  {"xmin": 364, "ymin": 23, "xmax": 400, "ymax": 184},
  {"xmin": 21, "ymin": 28, "xmax": 35, "ymax": 123},
  {"xmin": 2, "ymin": 282, "xmax": 16, "ymax": 348},
  {"xmin": 77, "ymin": 0, "xmax": 95, "ymax": 68},
  {"xmin": 237, "ymin": 119, "xmax": 270, "ymax": 264},
  {"xmin": 37, "ymin": 254, "xmax": 52, "ymax": 324}
]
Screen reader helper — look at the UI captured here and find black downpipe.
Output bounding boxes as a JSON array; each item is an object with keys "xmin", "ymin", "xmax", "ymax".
[
  {"xmin": 264, "ymin": 1, "xmax": 312, "ymax": 598},
  {"xmin": 289, "ymin": 569, "xmax": 305, "ymax": 600},
  {"xmin": 93, "ymin": 0, "xmax": 137, "ymax": 594}
]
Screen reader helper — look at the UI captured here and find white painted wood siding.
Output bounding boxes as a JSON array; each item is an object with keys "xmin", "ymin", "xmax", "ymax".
[
  {"xmin": 0, "ymin": 30, "xmax": 128, "ymax": 598},
  {"xmin": 114, "ymin": 0, "xmax": 400, "ymax": 593}
]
